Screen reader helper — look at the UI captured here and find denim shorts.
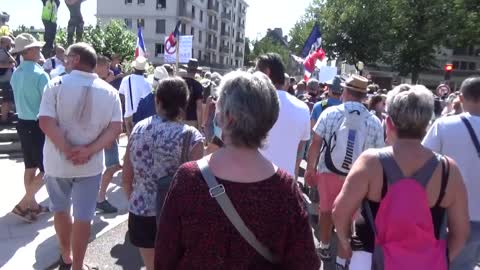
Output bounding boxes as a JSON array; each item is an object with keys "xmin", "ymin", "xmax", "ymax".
[
  {"xmin": 104, "ymin": 140, "xmax": 120, "ymax": 168},
  {"xmin": 44, "ymin": 174, "xmax": 101, "ymax": 222}
]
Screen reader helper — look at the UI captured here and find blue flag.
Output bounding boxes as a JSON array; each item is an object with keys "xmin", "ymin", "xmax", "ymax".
[{"xmin": 301, "ymin": 24, "xmax": 322, "ymax": 58}]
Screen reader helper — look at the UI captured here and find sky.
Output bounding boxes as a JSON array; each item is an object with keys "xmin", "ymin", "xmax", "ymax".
[{"xmin": 1, "ymin": 0, "xmax": 313, "ymax": 40}]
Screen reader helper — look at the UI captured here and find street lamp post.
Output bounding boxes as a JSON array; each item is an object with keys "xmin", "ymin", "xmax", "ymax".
[{"xmin": 356, "ymin": 61, "xmax": 364, "ymax": 76}]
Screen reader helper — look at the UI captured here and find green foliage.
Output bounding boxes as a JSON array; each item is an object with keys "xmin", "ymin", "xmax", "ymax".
[
  {"xmin": 250, "ymin": 37, "xmax": 291, "ymax": 69},
  {"xmin": 55, "ymin": 20, "xmax": 136, "ymax": 63},
  {"xmin": 289, "ymin": 0, "xmax": 479, "ymax": 82}
]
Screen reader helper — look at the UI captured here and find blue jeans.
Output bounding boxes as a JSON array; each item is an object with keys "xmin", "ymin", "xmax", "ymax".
[{"xmin": 450, "ymin": 221, "xmax": 480, "ymax": 270}]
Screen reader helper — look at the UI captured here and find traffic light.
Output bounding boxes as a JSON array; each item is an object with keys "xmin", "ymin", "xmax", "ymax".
[{"xmin": 444, "ymin": 63, "xmax": 454, "ymax": 80}]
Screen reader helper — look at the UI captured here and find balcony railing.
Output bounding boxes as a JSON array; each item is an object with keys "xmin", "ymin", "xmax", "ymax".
[
  {"xmin": 207, "ymin": 42, "xmax": 218, "ymax": 49},
  {"xmin": 235, "ymin": 37, "xmax": 244, "ymax": 43},
  {"xmin": 220, "ymin": 45, "xmax": 230, "ymax": 53},
  {"xmin": 222, "ymin": 0, "xmax": 232, "ymax": 6},
  {"xmin": 208, "ymin": 22, "xmax": 218, "ymax": 31},
  {"xmin": 221, "ymin": 12, "xmax": 232, "ymax": 21},
  {"xmin": 220, "ymin": 30, "xmax": 230, "ymax": 37},
  {"xmin": 207, "ymin": 0, "xmax": 219, "ymax": 13},
  {"xmin": 235, "ymin": 51, "xmax": 243, "ymax": 58}
]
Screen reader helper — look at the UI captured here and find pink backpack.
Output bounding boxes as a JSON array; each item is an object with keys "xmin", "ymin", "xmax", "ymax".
[{"xmin": 364, "ymin": 151, "xmax": 450, "ymax": 270}]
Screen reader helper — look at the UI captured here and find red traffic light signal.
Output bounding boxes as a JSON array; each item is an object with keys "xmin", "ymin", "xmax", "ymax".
[{"xmin": 445, "ymin": 64, "xmax": 454, "ymax": 72}]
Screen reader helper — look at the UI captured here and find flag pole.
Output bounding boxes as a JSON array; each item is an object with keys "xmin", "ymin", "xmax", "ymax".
[{"xmin": 175, "ymin": 38, "xmax": 180, "ymax": 74}]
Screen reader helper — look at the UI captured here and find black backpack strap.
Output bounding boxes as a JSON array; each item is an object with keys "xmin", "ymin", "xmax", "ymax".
[
  {"xmin": 435, "ymin": 156, "xmax": 450, "ymax": 207},
  {"xmin": 461, "ymin": 115, "xmax": 480, "ymax": 158},
  {"xmin": 51, "ymin": 58, "xmax": 56, "ymax": 69},
  {"xmin": 128, "ymin": 76, "xmax": 134, "ymax": 111}
]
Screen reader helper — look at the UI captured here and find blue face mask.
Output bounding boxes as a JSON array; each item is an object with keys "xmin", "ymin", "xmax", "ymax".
[{"xmin": 213, "ymin": 114, "xmax": 222, "ymax": 139}]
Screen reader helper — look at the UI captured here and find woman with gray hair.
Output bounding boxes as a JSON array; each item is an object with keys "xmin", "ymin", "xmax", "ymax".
[
  {"xmin": 154, "ymin": 71, "xmax": 320, "ymax": 269},
  {"xmin": 332, "ymin": 84, "xmax": 469, "ymax": 269}
]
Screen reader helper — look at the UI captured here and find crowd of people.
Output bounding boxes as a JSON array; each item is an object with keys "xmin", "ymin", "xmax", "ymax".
[{"xmin": 0, "ymin": 25, "xmax": 479, "ymax": 270}]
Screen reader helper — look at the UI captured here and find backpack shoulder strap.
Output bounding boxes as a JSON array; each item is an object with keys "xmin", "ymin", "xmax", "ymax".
[
  {"xmin": 461, "ymin": 115, "xmax": 480, "ymax": 158},
  {"xmin": 435, "ymin": 155, "xmax": 450, "ymax": 207},
  {"xmin": 411, "ymin": 155, "xmax": 439, "ymax": 187},
  {"xmin": 196, "ymin": 159, "xmax": 280, "ymax": 264},
  {"xmin": 128, "ymin": 76, "xmax": 134, "ymax": 111},
  {"xmin": 377, "ymin": 149, "xmax": 404, "ymax": 184}
]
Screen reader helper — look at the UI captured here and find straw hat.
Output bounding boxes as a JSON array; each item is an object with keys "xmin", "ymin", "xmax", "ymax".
[
  {"xmin": 341, "ymin": 75, "xmax": 369, "ymax": 93},
  {"xmin": 11, "ymin": 33, "xmax": 44, "ymax": 54},
  {"xmin": 130, "ymin": 56, "xmax": 149, "ymax": 71}
]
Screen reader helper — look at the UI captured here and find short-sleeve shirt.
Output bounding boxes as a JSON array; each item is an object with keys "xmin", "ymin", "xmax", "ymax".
[
  {"xmin": 42, "ymin": 56, "xmax": 64, "ymax": 72},
  {"xmin": 422, "ymin": 113, "xmax": 480, "ymax": 221},
  {"xmin": 128, "ymin": 115, "xmax": 204, "ymax": 216},
  {"xmin": 314, "ymin": 101, "xmax": 384, "ymax": 173},
  {"xmin": 260, "ymin": 90, "xmax": 311, "ymax": 176},
  {"xmin": 119, "ymin": 74, "xmax": 152, "ymax": 118},
  {"xmin": 311, "ymin": 97, "xmax": 342, "ymax": 122},
  {"xmin": 38, "ymin": 70, "xmax": 122, "ymax": 178},
  {"xmin": 183, "ymin": 77, "xmax": 203, "ymax": 121},
  {"xmin": 10, "ymin": 61, "xmax": 49, "ymax": 120}
]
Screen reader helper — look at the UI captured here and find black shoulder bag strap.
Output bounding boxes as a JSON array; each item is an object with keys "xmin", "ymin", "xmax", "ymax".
[
  {"xmin": 461, "ymin": 115, "xmax": 480, "ymax": 158},
  {"xmin": 197, "ymin": 158, "xmax": 280, "ymax": 264},
  {"xmin": 128, "ymin": 76, "xmax": 134, "ymax": 112}
]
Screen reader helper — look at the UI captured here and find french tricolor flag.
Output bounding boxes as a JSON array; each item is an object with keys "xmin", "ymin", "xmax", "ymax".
[
  {"xmin": 302, "ymin": 24, "xmax": 325, "ymax": 81},
  {"xmin": 135, "ymin": 26, "xmax": 146, "ymax": 59}
]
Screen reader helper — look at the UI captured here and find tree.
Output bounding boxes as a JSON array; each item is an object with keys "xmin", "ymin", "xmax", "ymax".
[
  {"xmin": 243, "ymin": 37, "xmax": 252, "ymax": 66},
  {"xmin": 383, "ymin": 0, "xmax": 455, "ymax": 82},
  {"xmin": 55, "ymin": 20, "xmax": 136, "ymax": 63},
  {"xmin": 250, "ymin": 36, "xmax": 291, "ymax": 68},
  {"xmin": 290, "ymin": 0, "xmax": 478, "ymax": 82}
]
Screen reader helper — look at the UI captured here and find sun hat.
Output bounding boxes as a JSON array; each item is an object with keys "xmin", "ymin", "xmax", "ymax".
[
  {"xmin": 341, "ymin": 74, "xmax": 369, "ymax": 93},
  {"xmin": 11, "ymin": 33, "xmax": 44, "ymax": 54},
  {"xmin": 130, "ymin": 56, "xmax": 149, "ymax": 71}
]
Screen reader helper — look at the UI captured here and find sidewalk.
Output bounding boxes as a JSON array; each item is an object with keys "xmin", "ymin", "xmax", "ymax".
[{"xmin": 0, "ymin": 136, "xmax": 129, "ymax": 270}]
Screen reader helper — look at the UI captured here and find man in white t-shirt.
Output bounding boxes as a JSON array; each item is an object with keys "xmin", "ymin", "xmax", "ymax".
[
  {"xmin": 39, "ymin": 43, "xmax": 122, "ymax": 270},
  {"xmin": 256, "ymin": 53, "xmax": 310, "ymax": 178},
  {"xmin": 43, "ymin": 45, "xmax": 65, "ymax": 74},
  {"xmin": 119, "ymin": 56, "xmax": 151, "ymax": 134},
  {"xmin": 423, "ymin": 76, "xmax": 480, "ymax": 270}
]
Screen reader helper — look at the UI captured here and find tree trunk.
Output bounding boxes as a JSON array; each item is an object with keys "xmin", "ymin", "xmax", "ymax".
[{"xmin": 411, "ymin": 70, "xmax": 419, "ymax": 84}]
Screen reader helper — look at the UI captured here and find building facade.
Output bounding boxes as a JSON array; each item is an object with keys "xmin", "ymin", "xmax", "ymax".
[
  {"xmin": 363, "ymin": 45, "xmax": 480, "ymax": 90},
  {"xmin": 97, "ymin": 0, "xmax": 247, "ymax": 71}
]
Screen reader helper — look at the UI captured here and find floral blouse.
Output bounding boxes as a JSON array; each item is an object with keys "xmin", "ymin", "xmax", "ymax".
[{"xmin": 128, "ymin": 115, "xmax": 204, "ymax": 216}]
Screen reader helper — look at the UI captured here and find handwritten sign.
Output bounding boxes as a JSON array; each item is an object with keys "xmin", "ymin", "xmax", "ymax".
[{"xmin": 164, "ymin": 35, "xmax": 193, "ymax": 64}]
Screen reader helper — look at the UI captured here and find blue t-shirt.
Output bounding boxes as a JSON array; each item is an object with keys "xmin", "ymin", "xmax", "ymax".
[
  {"xmin": 311, "ymin": 97, "xmax": 342, "ymax": 122},
  {"xmin": 10, "ymin": 61, "xmax": 49, "ymax": 120}
]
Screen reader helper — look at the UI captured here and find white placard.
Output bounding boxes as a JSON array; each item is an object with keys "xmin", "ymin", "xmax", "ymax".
[
  {"xmin": 164, "ymin": 35, "xmax": 193, "ymax": 64},
  {"xmin": 318, "ymin": 66, "xmax": 338, "ymax": 83}
]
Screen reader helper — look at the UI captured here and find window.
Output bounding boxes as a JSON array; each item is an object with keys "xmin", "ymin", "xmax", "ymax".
[
  {"xmin": 138, "ymin": 0, "xmax": 145, "ymax": 4},
  {"xmin": 125, "ymin": 0, "xmax": 132, "ymax": 4},
  {"xmin": 452, "ymin": 61, "xmax": 459, "ymax": 69},
  {"xmin": 156, "ymin": 19, "xmax": 165, "ymax": 34},
  {"xmin": 191, "ymin": 27, "xmax": 195, "ymax": 36},
  {"xmin": 460, "ymin": 61, "xmax": 468, "ymax": 70},
  {"xmin": 198, "ymin": 50, "xmax": 202, "ymax": 60},
  {"xmin": 181, "ymin": 23, "xmax": 186, "ymax": 35},
  {"xmin": 137, "ymin": 18, "xmax": 145, "ymax": 28},
  {"xmin": 199, "ymin": 30, "xmax": 202, "ymax": 42},
  {"xmin": 155, "ymin": 43, "xmax": 165, "ymax": 56},
  {"xmin": 200, "ymin": 11, "xmax": 204, "ymax": 22},
  {"xmin": 156, "ymin": 0, "xmax": 166, "ymax": 9},
  {"xmin": 235, "ymin": 59, "xmax": 238, "ymax": 67},
  {"xmin": 192, "ymin": 6, "xmax": 196, "ymax": 19},
  {"xmin": 124, "ymin": 18, "xmax": 133, "ymax": 29},
  {"xmin": 220, "ymin": 56, "xmax": 224, "ymax": 64},
  {"xmin": 469, "ymin": 62, "xmax": 477, "ymax": 71}
]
